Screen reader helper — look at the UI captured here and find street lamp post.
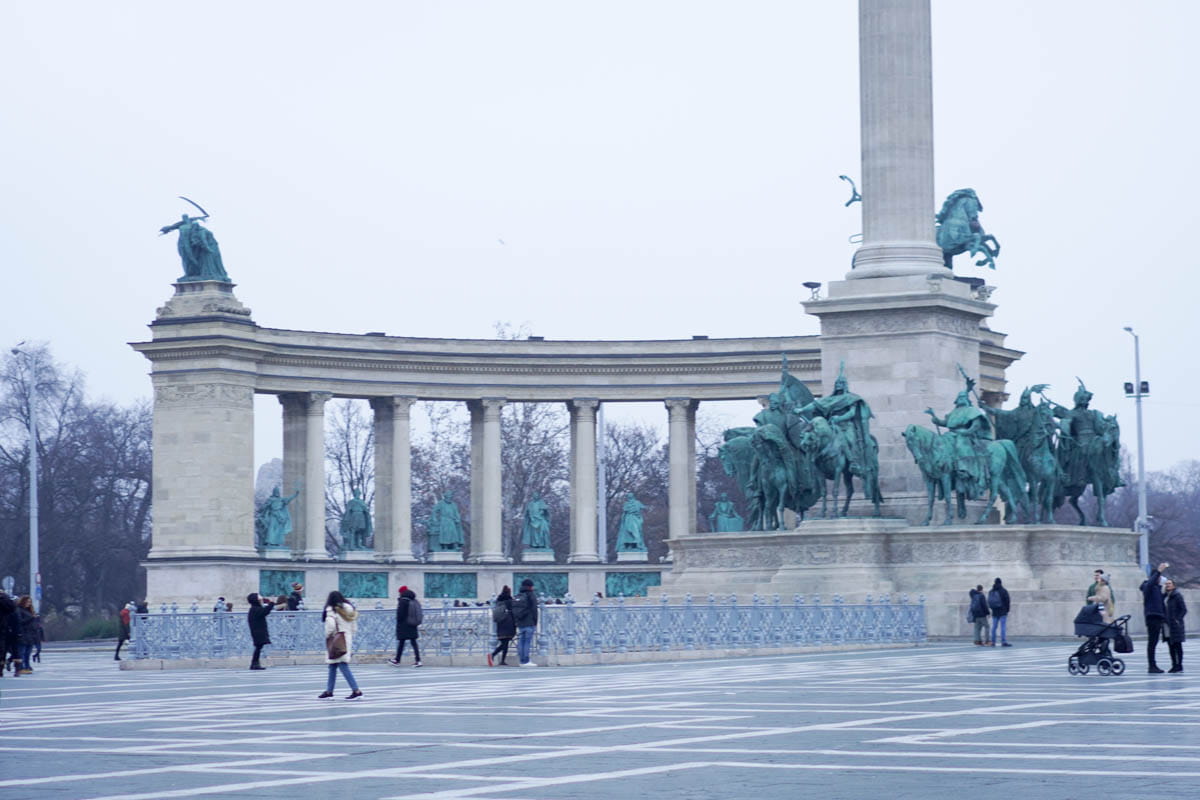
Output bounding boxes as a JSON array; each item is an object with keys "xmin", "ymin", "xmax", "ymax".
[
  {"xmin": 11, "ymin": 344, "xmax": 40, "ymax": 612},
  {"xmin": 1123, "ymin": 327, "xmax": 1149, "ymax": 571}
]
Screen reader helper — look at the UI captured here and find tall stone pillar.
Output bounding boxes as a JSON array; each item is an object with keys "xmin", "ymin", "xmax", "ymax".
[
  {"xmin": 567, "ymin": 398, "xmax": 600, "ymax": 563},
  {"xmin": 279, "ymin": 394, "xmax": 309, "ymax": 553},
  {"xmin": 371, "ymin": 396, "xmax": 416, "ymax": 560},
  {"xmin": 475, "ymin": 397, "xmax": 507, "ymax": 563},
  {"xmin": 665, "ymin": 398, "xmax": 696, "ymax": 541},
  {"xmin": 851, "ymin": 0, "xmax": 944, "ymax": 279},
  {"xmin": 302, "ymin": 391, "xmax": 332, "ymax": 560},
  {"xmin": 467, "ymin": 400, "xmax": 484, "ymax": 557},
  {"xmin": 687, "ymin": 401, "xmax": 698, "ymax": 535}
]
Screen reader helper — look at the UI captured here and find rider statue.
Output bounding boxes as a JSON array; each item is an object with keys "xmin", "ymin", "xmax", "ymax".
[
  {"xmin": 925, "ymin": 376, "xmax": 993, "ymax": 499},
  {"xmin": 982, "ymin": 386, "xmax": 1044, "ymax": 467},
  {"xmin": 794, "ymin": 361, "xmax": 882, "ymax": 511},
  {"xmin": 1050, "ymin": 380, "xmax": 1123, "ymax": 526},
  {"xmin": 935, "ymin": 188, "xmax": 1000, "ymax": 270}
]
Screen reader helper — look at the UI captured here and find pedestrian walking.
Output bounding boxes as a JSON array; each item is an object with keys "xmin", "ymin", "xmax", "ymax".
[
  {"xmin": 1164, "ymin": 579, "xmax": 1187, "ymax": 673},
  {"xmin": 0, "ymin": 591, "xmax": 16, "ymax": 677},
  {"xmin": 968, "ymin": 585, "xmax": 990, "ymax": 646},
  {"xmin": 13, "ymin": 596, "xmax": 36, "ymax": 675},
  {"xmin": 287, "ymin": 582, "xmax": 304, "ymax": 611},
  {"xmin": 319, "ymin": 591, "xmax": 362, "ymax": 699},
  {"xmin": 987, "ymin": 578, "xmax": 1011, "ymax": 647},
  {"xmin": 513, "ymin": 578, "xmax": 539, "ymax": 667},
  {"xmin": 115, "ymin": 602, "xmax": 132, "ymax": 661},
  {"xmin": 246, "ymin": 593, "xmax": 275, "ymax": 670},
  {"xmin": 488, "ymin": 585, "xmax": 516, "ymax": 667},
  {"xmin": 388, "ymin": 586, "xmax": 422, "ymax": 667},
  {"xmin": 1141, "ymin": 562, "xmax": 1169, "ymax": 673},
  {"xmin": 1087, "ymin": 574, "xmax": 1116, "ymax": 623}
]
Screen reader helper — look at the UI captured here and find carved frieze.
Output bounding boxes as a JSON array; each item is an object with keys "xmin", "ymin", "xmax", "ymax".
[
  {"xmin": 154, "ymin": 383, "xmax": 254, "ymax": 408},
  {"xmin": 821, "ymin": 309, "xmax": 982, "ymax": 338}
]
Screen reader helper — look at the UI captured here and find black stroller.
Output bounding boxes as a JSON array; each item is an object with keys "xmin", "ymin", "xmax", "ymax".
[{"xmin": 1068, "ymin": 604, "xmax": 1132, "ymax": 676}]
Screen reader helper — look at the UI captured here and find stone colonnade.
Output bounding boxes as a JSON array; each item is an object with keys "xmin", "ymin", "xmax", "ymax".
[{"xmin": 274, "ymin": 393, "xmax": 699, "ymax": 562}]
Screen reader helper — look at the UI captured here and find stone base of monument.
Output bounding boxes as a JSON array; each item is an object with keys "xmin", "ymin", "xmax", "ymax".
[
  {"xmin": 426, "ymin": 550, "xmax": 465, "ymax": 563},
  {"xmin": 663, "ymin": 519, "xmax": 1144, "ymax": 637},
  {"xmin": 340, "ymin": 551, "xmax": 378, "ymax": 562},
  {"xmin": 521, "ymin": 550, "xmax": 556, "ymax": 563},
  {"xmin": 617, "ymin": 550, "xmax": 649, "ymax": 563}
]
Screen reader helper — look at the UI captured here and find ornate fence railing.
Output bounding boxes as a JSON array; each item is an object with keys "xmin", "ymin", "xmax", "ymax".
[{"xmin": 129, "ymin": 593, "xmax": 926, "ymax": 661}]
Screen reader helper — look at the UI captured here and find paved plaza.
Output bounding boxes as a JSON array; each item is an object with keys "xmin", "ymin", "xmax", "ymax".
[{"xmin": 1, "ymin": 643, "xmax": 1197, "ymax": 799}]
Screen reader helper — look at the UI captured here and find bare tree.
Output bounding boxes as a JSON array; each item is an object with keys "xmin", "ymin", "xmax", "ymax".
[
  {"xmin": 601, "ymin": 421, "xmax": 669, "ymax": 561},
  {"xmin": 324, "ymin": 400, "xmax": 374, "ymax": 555}
]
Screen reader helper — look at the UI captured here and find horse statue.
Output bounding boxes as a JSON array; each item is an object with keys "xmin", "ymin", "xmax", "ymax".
[
  {"xmin": 719, "ymin": 429, "xmax": 764, "ymax": 530},
  {"xmin": 805, "ymin": 417, "xmax": 854, "ymax": 518},
  {"xmin": 936, "ymin": 188, "xmax": 1000, "ymax": 270},
  {"xmin": 902, "ymin": 425, "xmax": 955, "ymax": 526},
  {"xmin": 750, "ymin": 424, "xmax": 798, "ymax": 531},
  {"xmin": 902, "ymin": 424, "xmax": 1030, "ymax": 525},
  {"xmin": 1055, "ymin": 413, "xmax": 1123, "ymax": 526},
  {"xmin": 1024, "ymin": 402, "xmax": 1063, "ymax": 523}
]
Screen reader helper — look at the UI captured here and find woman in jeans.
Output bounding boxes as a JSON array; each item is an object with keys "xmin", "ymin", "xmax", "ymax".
[{"xmin": 318, "ymin": 591, "xmax": 362, "ymax": 700}]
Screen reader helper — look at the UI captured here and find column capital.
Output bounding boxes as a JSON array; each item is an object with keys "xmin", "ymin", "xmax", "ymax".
[
  {"xmin": 305, "ymin": 391, "xmax": 333, "ymax": 413},
  {"xmin": 370, "ymin": 395, "xmax": 417, "ymax": 417},
  {"xmin": 481, "ymin": 397, "xmax": 506, "ymax": 417},
  {"xmin": 664, "ymin": 397, "xmax": 697, "ymax": 414},
  {"xmin": 570, "ymin": 398, "xmax": 600, "ymax": 412}
]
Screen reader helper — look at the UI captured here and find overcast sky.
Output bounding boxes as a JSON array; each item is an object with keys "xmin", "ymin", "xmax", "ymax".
[{"xmin": 2, "ymin": 1, "xmax": 1197, "ymax": 472}]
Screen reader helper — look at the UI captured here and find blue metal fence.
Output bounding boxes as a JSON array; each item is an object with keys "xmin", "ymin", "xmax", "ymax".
[{"xmin": 130, "ymin": 593, "xmax": 926, "ymax": 661}]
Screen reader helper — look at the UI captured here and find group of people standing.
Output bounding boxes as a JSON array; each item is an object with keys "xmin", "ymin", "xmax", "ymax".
[
  {"xmin": 1141, "ymin": 563, "xmax": 1187, "ymax": 673},
  {"xmin": 967, "ymin": 578, "xmax": 1011, "ymax": 646},
  {"xmin": 487, "ymin": 579, "xmax": 540, "ymax": 667},
  {"xmin": 0, "ymin": 591, "xmax": 42, "ymax": 675}
]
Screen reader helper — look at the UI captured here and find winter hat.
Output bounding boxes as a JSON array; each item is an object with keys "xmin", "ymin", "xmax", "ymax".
[
  {"xmin": 292, "ymin": 582, "xmax": 303, "ymax": 591},
  {"xmin": 520, "ymin": 579, "xmax": 534, "ymax": 589},
  {"xmin": 399, "ymin": 585, "xmax": 408, "ymax": 594}
]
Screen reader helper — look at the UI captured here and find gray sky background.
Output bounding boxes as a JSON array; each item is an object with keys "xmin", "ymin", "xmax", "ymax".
[{"xmin": 2, "ymin": 1, "xmax": 1197, "ymax": 472}]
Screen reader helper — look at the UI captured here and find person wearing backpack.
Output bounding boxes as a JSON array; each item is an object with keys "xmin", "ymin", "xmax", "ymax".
[
  {"xmin": 968, "ymin": 586, "xmax": 990, "ymax": 645},
  {"xmin": 512, "ymin": 578, "xmax": 539, "ymax": 667},
  {"xmin": 987, "ymin": 577, "xmax": 1011, "ymax": 647},
  {"xmin": 488, "ymin": 585, "xmax": 516, "ymax": 667},
  {"xmin": 389, "ymin": 586, "xmax": 423, "ymax": 667}
]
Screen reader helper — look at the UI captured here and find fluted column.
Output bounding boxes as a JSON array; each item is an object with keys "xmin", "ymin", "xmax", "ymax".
[
  {"xmin": 371, "ymin": 396, "xmax": 416, "ymax": 560},
  {"xmin": 851, "ymin": 0, "xmax": 944, "ymax": 278},
  {"xmin": 467, "ymin": 400, "xmax": 484, "ymax": 556},
  {"xmin": 279, "ymin": 394, "xmax": 309, "ymax": 553},
  {"xmin": 665, "ymin": 397, "xmax": 696, "ymax": 541},
  {"xmin": 567, "ymin": 398, "xmax": 600, "ymax": 563},
  {"xmin": 302, "ymin": 391, "xmax": 332, "ymax": 559},
  {"xmin": 476, "ymin": 397, "xmax": 507, "ymax": 563}
]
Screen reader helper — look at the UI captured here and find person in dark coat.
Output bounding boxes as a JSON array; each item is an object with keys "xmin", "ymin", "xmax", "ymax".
[
  {"xmin": 13, "ymin": 596, "xmax": 36, "ymax": 675},
  {"xmin": 512, "ymin": 579, "xmax": 539, "ymax": 666},
  {"xmin": 246, "ymin": 593, "xmax": 275, "ymax": 670},
  {"xmin": 1164, "ymin": 579, "xmax": 1187, "ymax": 673},
  {"xmin": 389, "ymin": 587, "xmax": 422, "ymax": 667},
  {"xmin": 1141, "ymin": 562, "xmax": 1169, "ymax": 673},
  {"xmin": 968, "ymin": 586, "xmax": 990, "ymax": 645},
  {"xmin": 488, "ymin": 585, "xmax": 516, "ymax": 667},
  {"xmin": 0, "ymin": 591, "xmax": 17, "ymax": 676},
  {"xmin": 987, "ymin": 578, "xmax": 1012, "ymax": 647},
  {"xmin": 287, "ymin": 582, "xmax": 304, "ymax": 611},
  {"xmin": 115, "ymin": 602, "xmax": 133, "ymax": 661}
]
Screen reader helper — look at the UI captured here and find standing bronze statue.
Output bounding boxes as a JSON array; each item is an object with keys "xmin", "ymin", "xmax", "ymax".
[
  {"xmin": 1050, "ymin": 380, "xmax": 1123, "ymax": 526},
  {"xmin": 159, "ymin": 197, "xmax": 230, "ymax": 282}
]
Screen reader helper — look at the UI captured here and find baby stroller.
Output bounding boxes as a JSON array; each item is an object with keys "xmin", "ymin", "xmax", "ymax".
[{"xmin": 1068, "ymin": 604, "xmax": 1132, "ymax": 676}]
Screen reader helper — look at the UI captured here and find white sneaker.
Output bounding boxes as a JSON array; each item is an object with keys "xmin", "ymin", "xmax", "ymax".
[{"xmin": 521, "ymin": 662, "xmax": 538, "ymax": 668}]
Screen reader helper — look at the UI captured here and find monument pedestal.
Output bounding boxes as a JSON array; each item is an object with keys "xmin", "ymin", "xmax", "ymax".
[
  {"xmin": 521, "ymin": 550, "xmax": 556, "ymax": 563},
  {"xmin": 664, "ymin": 521, "xmax": 1143, "ymax": 637},
  {"xmin": 427, "ymin": 550, "xmax": 464, "ymax": 563},
  {"xmin": 340, "ymin": 551, "xmax": 376, "ymax": 562},
  {"xmin": 617, "ymin": 550, "xmax": 649, "ymax": 563}
]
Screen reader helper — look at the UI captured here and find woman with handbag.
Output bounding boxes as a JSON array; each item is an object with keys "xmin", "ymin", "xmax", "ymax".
[
  {"xmin": 488, "ymin": 585, "xmax": 516, "ymax": 667},
  {"xmin": 319, "ymin": 591, "xmax": 362, "ymax": 700}
]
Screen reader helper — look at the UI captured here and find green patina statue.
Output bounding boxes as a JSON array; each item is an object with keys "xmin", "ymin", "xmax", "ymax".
[
  {"xmin": 521, "ymin": 493, "xmax": 552, "ymax": 550},
  {"xmin": 795, "ymin": 362, "xmax": 883, "ymax": 517},
  {"xmin": 159, "ymin": 198, "xmax": 231, "ymax": 283},
  {"xmin": 427, "ymin": 491, "xmax": 465, "ymax": 551},
  {"xmin": 1050, "ymin": 380, "xmax": 1123, "ymax": 526},
  {"xmin": 338, "ymin": 488, "xmax": 373, "ymax": 551},
  {"xmin": 255, "ymin": 486, "xmax": 300, "ymax": 549},
  {"xmin": 911, "ymin": 370, "xmax": 1029, "ymax": 524},
  {"xmin": 616, "ymin": 493, "xmax": 647, "ymax": 551},
  {"xmin": 708, "ymin": 492, "xmax": 744, "ymax": 532},
  {"xmin": 719, "ymin": 358, "xmax": 882, "ymax": 530},
  {"xmin": 983, "ymin": 386, "xmax": 1063, "ymax": 523},
  {"xmin": 936, "ymin": 188, "xmax": 1000, "ymax": 270}
]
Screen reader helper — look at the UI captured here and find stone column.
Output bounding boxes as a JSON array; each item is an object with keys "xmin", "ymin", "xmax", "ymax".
[
  {"xmin": 567, "ymin": 398, "xmax": 600, "ymax": 563},
  {"xmin": 476, "ymin": 397, "xmax": 507, "ymax": 563},
  {"xmin": 665, "ymin": 398, "xmax": 696, "ymax": 541},
  {"xmin": 687, "ymin": 401, "xmax": 698, "ymax": 535},
  {"xmin": 851, "ymin": 0, "xmax": 944, "ymax": 279},
  {"xmin": 371, "ymin": 396, "xmax": 416, "ymax": 560},
  {"xmin": 279, "ymin": 394, "xmax": 309, "ymax": 553},
  {"xmin": 302, "ymin": 391, "xmax": 332, "ymax": 559},
  {"xmin": 467, "ymin": 400, "xmax": 484, "ymax": 557}
]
